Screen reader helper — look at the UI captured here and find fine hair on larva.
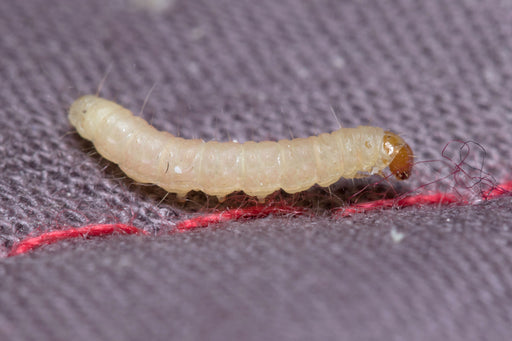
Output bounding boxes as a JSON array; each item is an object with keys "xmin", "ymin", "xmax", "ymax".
[{"xmin": 69, "ymin": 95, "xmax": 414, "ymax": 201}]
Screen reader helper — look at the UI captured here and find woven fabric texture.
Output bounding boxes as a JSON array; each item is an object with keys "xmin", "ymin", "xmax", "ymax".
[{"xmin": 1, "ymin": 0, "xmax": 512, "ymax": 340}]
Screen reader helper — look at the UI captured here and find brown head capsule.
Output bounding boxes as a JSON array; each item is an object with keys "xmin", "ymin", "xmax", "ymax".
[{"xmin": 383, "ymin": 131, "xmax": 414, "ymax": 180}]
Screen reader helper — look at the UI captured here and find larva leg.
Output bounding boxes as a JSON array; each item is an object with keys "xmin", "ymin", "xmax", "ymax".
[{"xmin": 175, "ymin": 192, "xmax": 187, "ymax": 203}]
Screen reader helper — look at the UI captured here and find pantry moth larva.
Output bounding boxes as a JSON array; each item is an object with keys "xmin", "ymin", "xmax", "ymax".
[{"xmin": 69, "ymin": 95, "xmax": 413, "ymax": 200}]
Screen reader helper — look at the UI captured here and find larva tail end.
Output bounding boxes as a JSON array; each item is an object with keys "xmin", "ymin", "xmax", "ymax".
[
  {"xmin": 383, "ymin": 132, "xmax": 413, "ymax": 180},
  {"xmin": 68, "ymin": 95, "xmax": 100, "ymax": 139}
]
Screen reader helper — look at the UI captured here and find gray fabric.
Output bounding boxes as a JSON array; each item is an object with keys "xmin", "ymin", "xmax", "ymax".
[{"xmin": 1, "ymin": 0, "xmax": 512, "ymax": 340}]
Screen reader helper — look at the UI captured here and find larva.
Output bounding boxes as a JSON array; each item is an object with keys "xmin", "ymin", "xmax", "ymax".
[{"xmin": 69, "ymin": 95, "xmax": 413, "ymax": 200}]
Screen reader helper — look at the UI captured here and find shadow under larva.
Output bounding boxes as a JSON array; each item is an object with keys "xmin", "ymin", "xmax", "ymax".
[{"xmin": 68, "ymin": 95, "xmax": 414, "ymax": 202}]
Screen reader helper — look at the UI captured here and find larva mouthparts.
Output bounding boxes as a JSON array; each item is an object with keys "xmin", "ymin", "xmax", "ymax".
[{"xmin": 69, "ymin": 95, "xmax": 413, "ymax": 200}]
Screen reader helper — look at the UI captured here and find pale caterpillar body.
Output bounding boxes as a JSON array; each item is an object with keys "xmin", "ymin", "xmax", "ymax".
[{"xmin": 69, "ymin": 95, "xmax": 413, "ymax": 200}]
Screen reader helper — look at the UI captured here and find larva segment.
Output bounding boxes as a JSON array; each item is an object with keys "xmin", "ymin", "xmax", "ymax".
[
  {"xmin": 278, "ymin": 138, "xmax": 319, "ymax": 193},
  {"xmin": 242, "ymin": 141, "xmax": 283, "ymax": 197},
  {"xmin": 314, "ymin": 133, "xmax": 345, "ymax": 187},
  {"xmin": 69, "ymin": 95, "xmax": 413, "ymax": 199},
  {"xmin": 157, "ymin": 137, "xmax": 204, "ymax": 196},
  {"xmin": 332, "ymin": 127, "xmax": 386, "ymax": 178},
  {"xmin": 198, "ymin": 141, "xmax": 244, "ymax": 196}
]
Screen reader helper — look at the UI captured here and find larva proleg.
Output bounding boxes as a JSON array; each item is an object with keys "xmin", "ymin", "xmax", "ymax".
[{"xmin": 69, "ymin": 95, "xmax": 413, "ymax": 199}]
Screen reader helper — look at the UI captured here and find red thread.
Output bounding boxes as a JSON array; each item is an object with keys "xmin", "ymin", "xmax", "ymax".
[
  {"xmin": 175, "ymin": 205, "xmax": 309, "ymax": 231},
  {"xmin": 335, "ymin": 193, "xmax": 461, "ymax": 217},
  {"xmin": 7, "ymin": 181, "xmax": 512, "ymax": 257},
  {"xmin": 481, "ymin": 180, "xmax": 512, "ymax": 200},
  {"xmin": 8, "ymin": 224, "xmax": 147, "ymax": 257}
]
